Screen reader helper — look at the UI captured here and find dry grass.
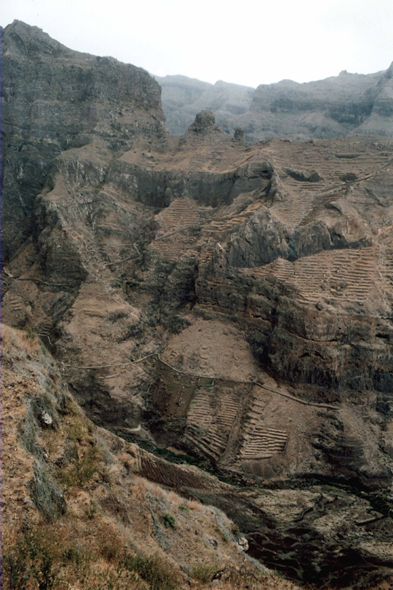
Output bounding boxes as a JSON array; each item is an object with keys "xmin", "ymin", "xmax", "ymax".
[
  {"xmin": 1, "ymin": 519, "xmax": 182, "ymax": 590},
  {"xmin": 48, "ymin": 397, "xmax": 103, "ymax": 492},
  {"xmin": 185, "ymin": 499, "xmax": 204, "ymax": 511},
  {"xmin": 41, "ymin": 428, "xmax": 62, "ymax": 458},
  {"xmin": 0, "ymin": 324, "xmax": 306, "ymax": 590},
  {"xmin": 1, "ymin": 323, "xmax": 40, "ymax": 359},
  {"xmin": 191, "ymin": 561, "xmax": 220, "ymax": 583},
  {"xmin": 186, "ymin": 561, "xmax": 304, "ymax": 590}
]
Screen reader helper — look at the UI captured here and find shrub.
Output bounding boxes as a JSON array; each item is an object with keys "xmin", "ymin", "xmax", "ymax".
[
  {"xmin": 166, "ymin": 314, "xmax": 191, "ymax": 335},
  {"xmin": 120, "ymin": 553, "xmax": 179, "ymax": 590},
  {"xmin": 85, "ymin": 502, "xmax": 98, "ymax": 520},
  {"xmin": 62, "ymin": 545, "xmax": 89, "ymax": 568},
  {"xmin": 117, "ymin": 322, "xmax": 142, "ymax": 342},
  {"xmin": 24, "ymin": 325, "xmax": 37, "ymax": 339},
  {"xmin": 214, "ymin": 525, "xmax": 229, "ymax": 543},
  {"xmin": 100, "ymin": 539, "xmax": 122, "ymax": 562},
  {"xmin": 190, "ymin": 562, "xmax": 218, "ymax": 584},
  {"xmin": 247, "ymin": 331, "xmax": 268, "ymax": 365},
  {"xmin": 2, "ymin": 540, "xmax": 29, "ymax": 590},
  {"xmin": 161, "ymin": 513, "xmax": 176, "ymax": 529},
  {"xmin": 56, "ymin": 444, "xmax": 101, "ymax": 490},
  {"xmin": 68, "ymin": 419, "xmax": 85, "ymax": 443},
  {"xmin": 2, "ymin": 529, "xmax": 58, "ymax": 590}
]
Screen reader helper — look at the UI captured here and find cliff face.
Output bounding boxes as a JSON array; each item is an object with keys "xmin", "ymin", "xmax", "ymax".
[
  {"xmin": 1, "ymin": 20, "xmax": 166, "ymax": 263},
  {"xmin": 2, "ymin": 22, "xmax": 393, "ymax": 588},
  {"xmin": 156, "ymin": 67, "xmax": 393, "ymax": 141}
]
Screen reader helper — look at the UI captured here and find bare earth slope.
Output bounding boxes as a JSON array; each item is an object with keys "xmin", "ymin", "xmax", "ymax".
[{"xmin": 1, "ymin": 22, "xmax": 393, "ymax": 589}]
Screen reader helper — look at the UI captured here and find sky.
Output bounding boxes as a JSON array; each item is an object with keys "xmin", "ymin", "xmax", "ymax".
[{"xmin": 1, "ymin": 0, "xmax": 393, "ymax": 88}]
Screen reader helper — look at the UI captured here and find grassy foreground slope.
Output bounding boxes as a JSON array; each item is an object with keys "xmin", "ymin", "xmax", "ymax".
[{"xmin": 1, "ymin": 324, "xmax": 300, "ymax": 590}]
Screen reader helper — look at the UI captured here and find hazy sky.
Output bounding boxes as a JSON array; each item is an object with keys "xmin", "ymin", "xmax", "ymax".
[{"xmin": 2, "ymin": 0, "xmax": 392, "ymax": 88}]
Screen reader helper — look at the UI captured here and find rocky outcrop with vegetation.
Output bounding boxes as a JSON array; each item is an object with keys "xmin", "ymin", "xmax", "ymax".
[{"xmin": 2, "ymin": 324, "xmax": 279, "ymax": 590}]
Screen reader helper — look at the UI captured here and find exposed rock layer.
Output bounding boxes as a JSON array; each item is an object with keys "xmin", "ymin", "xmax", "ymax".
[{"xmin": 1, "ymin": 20, "xmax": 166, "ymax": 264}]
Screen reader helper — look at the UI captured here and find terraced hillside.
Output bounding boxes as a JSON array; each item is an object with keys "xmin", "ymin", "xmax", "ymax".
[
  {"xmin": 3, "ymin": 98, "xmax": 393, "ymax": 479},
  {"xmin": 2, "ymin": 22, "xmax": 393, "ymax": 588}
]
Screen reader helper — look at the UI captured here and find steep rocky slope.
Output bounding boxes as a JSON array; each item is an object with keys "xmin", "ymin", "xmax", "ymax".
[
  {"xmin": 2, "ymin": 21, "xmax": 393, "ymax": 588},
  {"xmin": 2, "ymin": 324, "xmax": 282, "ymax": 590},
  {"xmin": 156, "ymin": 66, "xmax": 393, "ymax": 140},
  {"xmin": 1, "ymin": 19, "xmax": 166, "ymax": 264}
]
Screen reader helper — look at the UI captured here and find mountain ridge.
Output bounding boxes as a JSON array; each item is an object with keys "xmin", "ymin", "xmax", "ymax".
[{"xmin": 156, "ymin": 63, "xmax": 393, "ymax": 140}]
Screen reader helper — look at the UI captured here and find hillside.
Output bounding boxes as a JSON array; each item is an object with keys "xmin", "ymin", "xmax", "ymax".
[
  {"xmin": 1, "ymin": 21, "xmax": 393, "ymax": 589},
  {"xmin": 2, "ymin": 323, "xmax": 286, "ymax": 590}
]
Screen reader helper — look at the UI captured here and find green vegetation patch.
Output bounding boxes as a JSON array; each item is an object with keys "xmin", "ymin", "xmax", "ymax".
[{"xmin": 161, "ymin": 513, "xmax": 176, "ymax": 529}]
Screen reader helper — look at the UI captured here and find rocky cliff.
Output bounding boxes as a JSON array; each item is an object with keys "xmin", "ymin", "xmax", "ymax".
[
  {"xmin": 1, "ymin": 19, "xmax": 166, "ymax": 264},
  {"xmin": 156, "ymin": 66, "xmax": 393, "ymax": 141},
  {"xmin": 1, "ymin": 22, "xmax": 393, "ymax": 589}
]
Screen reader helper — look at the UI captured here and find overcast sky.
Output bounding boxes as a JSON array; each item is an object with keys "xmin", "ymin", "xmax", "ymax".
[{"xmin": 2, "ymin": 0, "xmax": 393, "ymax": 88}]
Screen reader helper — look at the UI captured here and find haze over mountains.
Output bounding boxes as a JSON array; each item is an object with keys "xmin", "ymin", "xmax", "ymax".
[{"xmin": 156, "ymin": 63, "xmax": 393, "ymax": 140}]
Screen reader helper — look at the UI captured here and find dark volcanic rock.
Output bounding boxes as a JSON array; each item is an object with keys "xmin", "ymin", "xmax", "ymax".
[
  {"xmin": 238, "ymin": 67, "xmax": 393, "ymax": 140},
  {"xmin": 1, "ymin": 20, "xmax": 167, "ymax": 263},
  {"xmin": 193, "ymin": 486, "xmax": 393, "ymax": 589},
  {"xmin": 180, "ymin": 109, "xmax": 230, "ymax": 145},
  {"xmin": 108, "ymin": 149, "xmax": 273, "ymax": 209},
  {"xmin": 233, "ymin": 127, "xmax": 245, "ymax": 142},
  {"xmin": 224, "ymin": 213, "xmax": 371, "ymax": 268},
  {"xmin": 187, "ymin": 109, "xmax": 219, "ymax": 134}
]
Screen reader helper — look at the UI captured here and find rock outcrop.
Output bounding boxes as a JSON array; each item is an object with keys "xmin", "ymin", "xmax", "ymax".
[
  {"xmin": 155, "ymin": 75, "xmax": 255, "ymax": 135},
  {"xmin": 2, "ymin": 22, "xmax": 393, "ymax": 589},
  {"xmin": 238, "ymin": 68, "xmax": 393, "ymax": 141}
]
